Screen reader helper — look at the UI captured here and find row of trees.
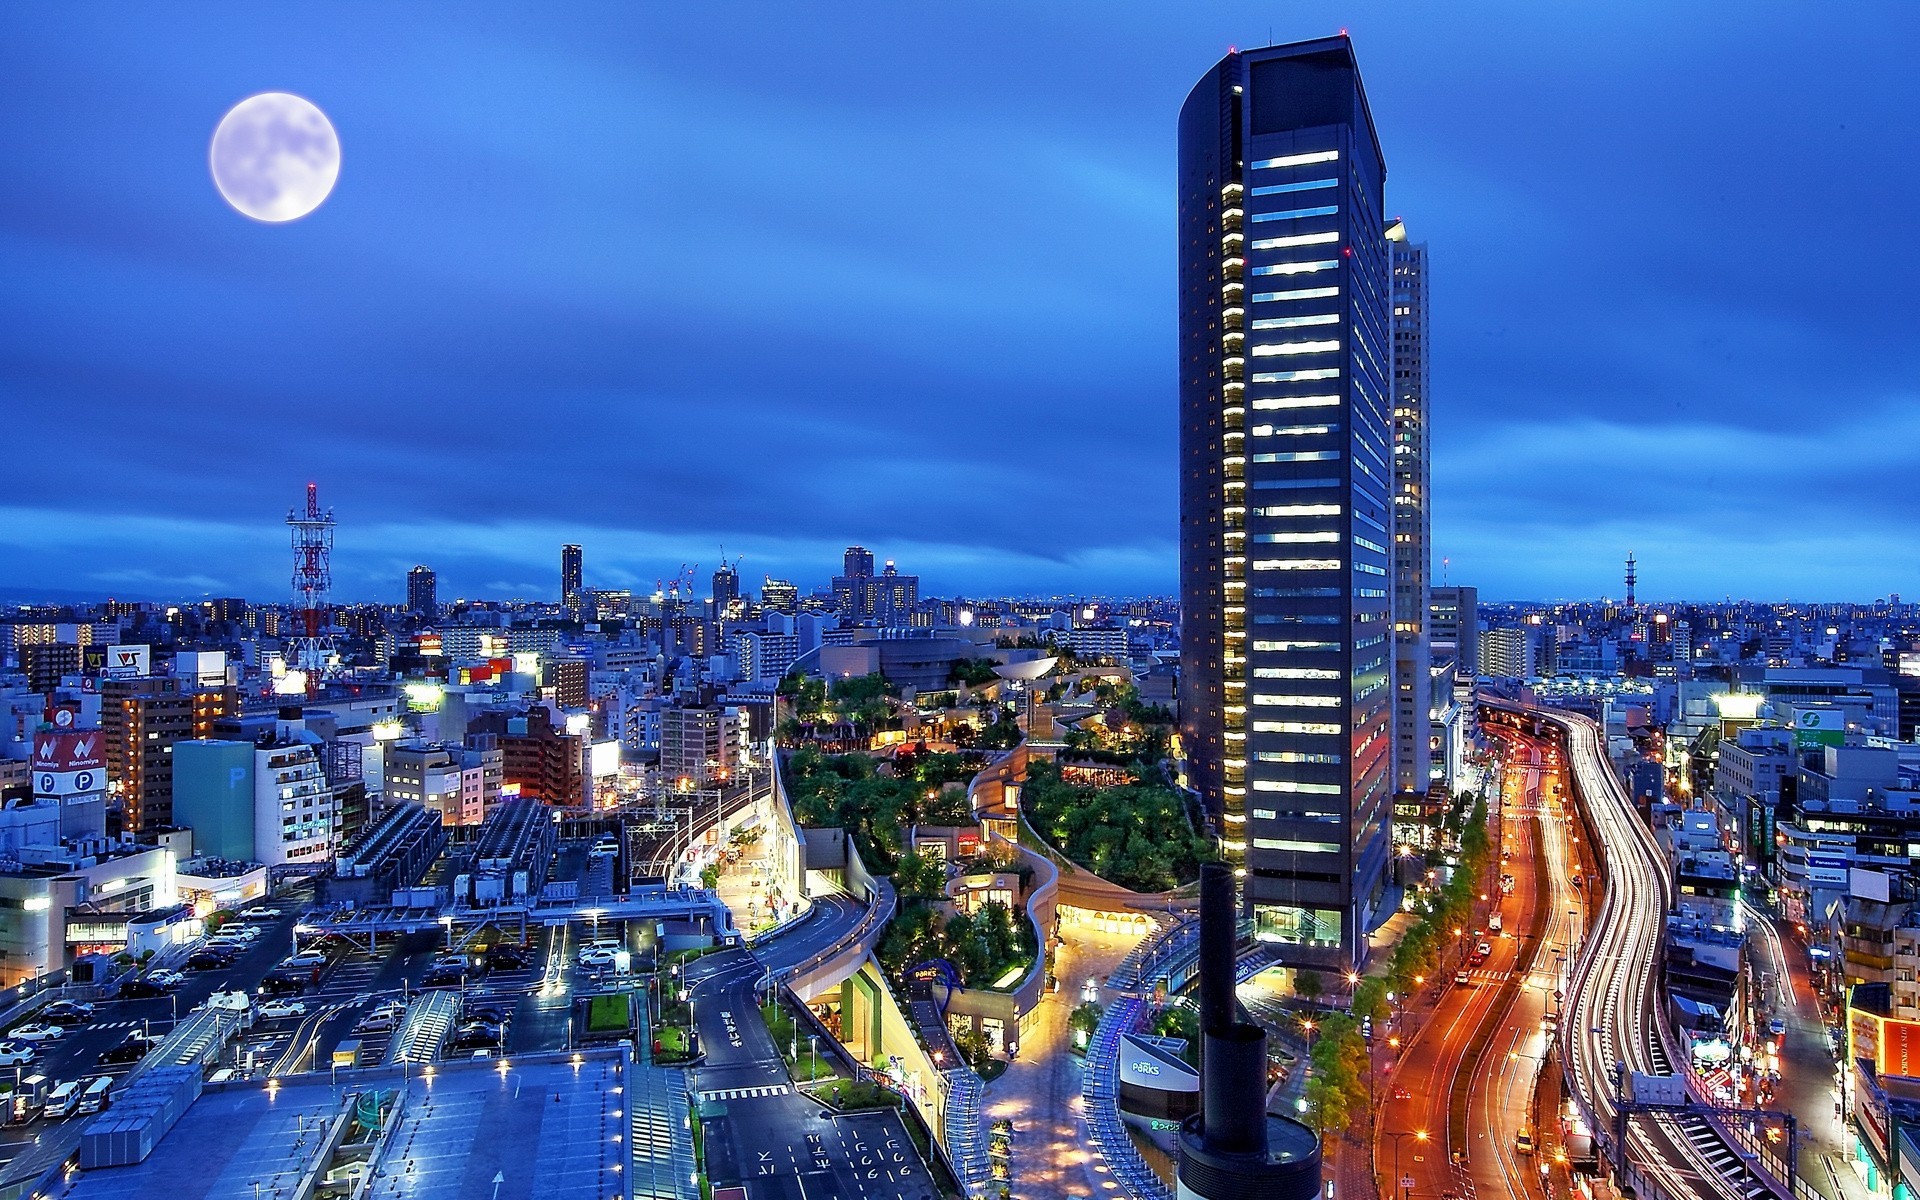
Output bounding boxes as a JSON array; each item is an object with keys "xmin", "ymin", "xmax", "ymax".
[
  {"xmin": 1020, "ymin": 759, "xmax": 1214, "ymax": 893},
  {"xmin": 1299, "ymin": 795, "xmax": 1494, "ymax": 1140},
  {"xmin": 775, "ymin": 671, "xmax": 897, "ymax": 745}
]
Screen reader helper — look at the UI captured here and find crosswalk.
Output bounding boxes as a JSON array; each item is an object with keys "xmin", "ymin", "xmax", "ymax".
[{"xmin": 697, "ymin": 1084, "xmax": 790, "ymax": 1102}]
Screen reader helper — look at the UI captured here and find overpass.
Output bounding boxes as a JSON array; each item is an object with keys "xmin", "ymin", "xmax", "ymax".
[{"xmin": 1479, "ymin": 695, "xmax": 1794, "ymax": 1200}]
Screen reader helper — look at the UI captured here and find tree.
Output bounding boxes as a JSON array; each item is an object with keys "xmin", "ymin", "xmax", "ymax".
[
  {"xmin": 1069, "ymin": 1001, "xmax": 1104, "ymax": 1049},
  {"xmin": 1295, "ymin": 969, "xmax": 1324, "ymax": 1005}
]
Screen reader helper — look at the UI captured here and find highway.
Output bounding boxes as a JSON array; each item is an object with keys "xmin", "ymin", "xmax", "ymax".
[{"xmin": 1492, "ymin": 700, "xmax": 1787, "ymax": 1200}]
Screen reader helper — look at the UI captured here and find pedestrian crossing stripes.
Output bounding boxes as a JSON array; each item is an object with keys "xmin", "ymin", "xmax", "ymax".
[{"xmin": 698, "ymin": 1084, "xmax": 790, "ymax": 1102}]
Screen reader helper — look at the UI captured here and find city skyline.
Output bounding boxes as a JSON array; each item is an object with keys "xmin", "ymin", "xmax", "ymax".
[{"xmin": 4, "ymin": 5, "xmax": 1916, "ymax": 602}]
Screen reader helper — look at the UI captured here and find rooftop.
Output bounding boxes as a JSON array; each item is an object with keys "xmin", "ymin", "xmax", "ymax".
[{"xmin": 64, "ymin": 1051, "xmax": 630, "ymax": 1200}]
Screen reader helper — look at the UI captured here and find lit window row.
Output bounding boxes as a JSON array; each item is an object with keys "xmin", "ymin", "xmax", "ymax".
[
  {"xmin": 1252, "ymin": 667, "xmax": 1343, "ymax": 680},
  {"xmin": 1250, "ymin": 150, "xmax": 1339, "ymax": 169},
  {"xmin": 1250, "ymin": 640, "xmax": 1339, "ymax": 651},
  {"xmin": 1253, "ymin": 720, "xmax": 1341, "ymax": 735},
  {"xmin": 1249, "ymin": 261, "xmax": 1339, "ymax": 278},
  {"xmin": 1354, "ymin": 535, "xmax": 1387, "ymax": 554},
  {"xmin": 1253, "ymin": 586, "xmax": 1343, "ymax": 598},
  {"xmin": 1251, "ymin": 339, "xmax": 1340, "ymax": 356},
  {"xmin": 1251, "ymin": 313, "xmax": 1339, "ymax": 330},
  {"xmin": 1250, "ymin": 450, "xmax": 1341, "ymax": 463},
  {"xmin": 1252, "ymin": 557, "xmax": 1342, "ymax": 570},
  {"xmin": 1252, "ymin": 694, "xmax": 1342, "ymax": 708},
  {"xmin": 1250, "ymin": 231, "xmax": 1340, "ymax": 252},
  {"xmin": 1355, "ymin": 562, "xmax": 1387, "ymax": 576},
  {"xmin": 1254, "ymin": 503, "xmax": 1342, "ymax": 516},
  {"xmin": 1251, "ymin": 395, "xmax": 1340, "ymax": 411},
  {"xmin": 1251, "ymin": 287, "xmax": 1339, "ymax": 304},
  {"xmin": 1251, "ymin": 367, "xmax": 1339, "ymax": 383},
  {"xmin": 1255, "ymin": 752, "xmax": 1344, "ymax": 764},
  {"xmin": 1252, "ymin": 531, "xmax": 1339, "ymax": 544},
  {"xmin": 1250, "ymin": 177, "xmax": 1337, "ymax": 195},
  {"xmin": 1250, "ymin": 205, "xmax": 1338, "ymax": 223},
  {"xmin": 1251, "ymin": 837, "xmax": 1341, "ymax": 854},
  {"xmin": 1251, "ymin": 423, "xmax": 1339, "ymax": 437}
]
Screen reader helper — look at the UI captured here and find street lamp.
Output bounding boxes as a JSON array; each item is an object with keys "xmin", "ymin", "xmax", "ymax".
[{"xmin": 1384, "ymin": 1129, "xmax": 1429, "ymax": 1200}]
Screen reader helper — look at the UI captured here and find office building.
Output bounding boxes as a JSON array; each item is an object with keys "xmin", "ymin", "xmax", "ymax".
[
  {"xmin": 173, "ymin": 711, "xmax": 335, "ymax": 867},
  {"xmin": 761, "ymin": 578, "xmax": 799, "ymax": 615},
  {"xmin": 1428, "ymin": 586, "xmax": 1478, "ymax": 676},
  {"xmin": 712, "ymin": 562, "xmax": 740, "ymax": 611},
  {"xmin": 102, "ymin": 676, "xmax": 236, "ymax": 833},
  {"xmin": 561, "ymin": 543, "xmax": 584, "ymax": 616},
  {"xmin": 661, "ymin": 704, "xmax": 743, "ymax": 787},
  {"xmin": 407, "ymin": 565, "xmax": 437, "ymax": 618},
  {"xmin": 22, "ymin": 643, "xmax": 80, "ymax": 693},
  {"xmin": 1478, "ymin": 626, "xmax": 1535, "ymax": 679},
  {"xmin": 467, "ymin": 707, "xmax": 587, "ymax": 807},
  {"xmin": 543, "ymin": 657, "xmax": 589, "ymax": 711},
  {"xmin": 1387, "ymin": 218, "xmax": 1431, "ymax": 795},
  {"xmin": 831, "ymin": 552, "xmax": 919, "ymax": 628},
  {"xmin": 381, "ymin": 740, "xmax": 501, "ymax": 827},
  {"xmin": 1176, "ymin": 36, "xmax": 1394, "ymax": 969}
]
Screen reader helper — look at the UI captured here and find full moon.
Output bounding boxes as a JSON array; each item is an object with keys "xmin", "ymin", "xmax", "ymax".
[{"xmin": 209, "ymin": 92, "xmax": 340, "ymax": 223}]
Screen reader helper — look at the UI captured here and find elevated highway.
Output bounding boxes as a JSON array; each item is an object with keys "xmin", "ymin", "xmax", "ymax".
[{"xmin": 1481, "ymin": 697, "xmax": 1791, "ymax": 1200}]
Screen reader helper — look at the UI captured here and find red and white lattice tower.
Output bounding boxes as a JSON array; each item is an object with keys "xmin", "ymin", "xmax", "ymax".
[{"xmin": 286, "ymin": 482, "xmax": 336, "ymax": 695}]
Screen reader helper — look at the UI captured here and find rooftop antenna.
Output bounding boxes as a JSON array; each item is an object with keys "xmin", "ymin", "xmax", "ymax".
[{"xmin": 1625, "ymin": 551, "xmax": 1638, "ymax": 610}]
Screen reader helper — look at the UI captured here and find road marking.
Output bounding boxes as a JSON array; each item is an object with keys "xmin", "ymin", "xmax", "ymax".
[{"xmin": 697, "ymin": 1084, "xmax": 791, "ymax": 1102}]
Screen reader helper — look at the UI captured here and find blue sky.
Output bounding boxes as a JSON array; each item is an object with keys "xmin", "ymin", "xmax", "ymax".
[{"xmin": 2, "ymin": 3, "xmax": 1915, "ymax": 604}]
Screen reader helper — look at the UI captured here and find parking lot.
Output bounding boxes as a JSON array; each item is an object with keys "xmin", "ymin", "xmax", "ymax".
[{"xmin": 0, "ymin": 891, "xmax": 663, "ymax": 1174}]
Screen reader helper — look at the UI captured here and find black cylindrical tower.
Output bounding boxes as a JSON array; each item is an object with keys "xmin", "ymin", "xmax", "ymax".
[{"xmin": 1199, "ymin": 862, "xmax": 1237, "ymax": 1035}]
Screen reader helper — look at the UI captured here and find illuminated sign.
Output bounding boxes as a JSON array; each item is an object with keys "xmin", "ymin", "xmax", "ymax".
[
  {"xmin": 1794, "ymin": 708, "xmax": 1845, "ymax": 749},
  {"xmin": 101, "ymin": 644, "xmax": 151, "ymax": 681}
]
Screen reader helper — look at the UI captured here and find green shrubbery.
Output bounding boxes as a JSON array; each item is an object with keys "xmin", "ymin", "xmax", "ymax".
[{"xmin": 1020, "ymin": 759, "xmax": 1212, "ymax": 892}]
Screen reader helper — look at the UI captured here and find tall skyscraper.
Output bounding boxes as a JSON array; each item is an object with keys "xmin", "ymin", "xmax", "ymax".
[
  {"xmin": 561, "ymin": 543, "xmax": 584, "ymax": 616},
  {"xmin": 1428, "ymin": 585, "xmax": 1478, "ymax": 677},
  {"xmin": 1387, "ymin": 219, "xmax": 1431, "ymax": 796},
  {"xmin": 1178, "ymin": 36, "xmax": 1393, "ymax": 971},
  {"xmin": 407, "ymin": 565, "xmax": 438, "ymax": 618},
  {"xmin": 842, "ymin": 546, "xmax": 875, "ymax": 579},
  {"xmin": 711, "ymin": 561, "xmax": 740, "ymax": 611}
]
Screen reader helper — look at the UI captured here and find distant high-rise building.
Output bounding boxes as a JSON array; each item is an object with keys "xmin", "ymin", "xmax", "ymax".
[
  {"xmin": 407, "ymin": 565, "xmax": 437, "ymax": 618},
  {"xmin": 1177, "ymin": 36, "xmax": 1393, "ymax": 971},
  {"xmin": 712, "ymin": 561, "xmax": 740, "ymax": 610},
  {"xmin": 843, "ymin": 546, "xmax": 875, "ymax": 579},
  {"xmin": 1428, "ymin": 586, "xmax": 1479, "ymax": 676},
  {"xmin": 21, "ymin": 643, "xmax": 79, "ymax": 693},
  {"xmin": 871, "ymin": 562, "xmax": 919, "ymax": 627},
  {"xmin": 561, "ymin": 544, "xmax": 584, "ymax": 616},
  {"xmin": 761, "ymin": 578, "xmax": 799, "ymax": 615},
  {"xmin": 1387, "ymin": 219, "xmax": 1431, "ymax": 796},
  {"xmin": 1479, "ymin": 627, "xmax": 1535, "ymax": 679},
  {"xmin": 102, "ymin": 675, "xmax": 236, "ymax": 833},
  {"xmin": 544, "ymin": 658, "xmax": 589, "ymax": 711}
]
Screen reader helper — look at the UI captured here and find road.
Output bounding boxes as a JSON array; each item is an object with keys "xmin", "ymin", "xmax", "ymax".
[
  {"xmin": 1375, "ymin": 736, "xmax": 1546, "ymax": 1200},
  {"xmin": 686, "ymin": 896, "xmax": 936, "ymax": 1200},
  {"xmin": 1495, "ymin": 701, "xmax": 1787, "ymax": 1200}
]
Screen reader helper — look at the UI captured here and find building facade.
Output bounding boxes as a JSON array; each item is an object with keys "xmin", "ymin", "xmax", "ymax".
[
  {"xmin": 561, "ymin": 543, "xmax": 584, "ymax": 616},
  {"xmin": 102, "ymin": 676, "xmax": 236, "ymax": 833},
  {"xmin": 407, "ymin": 565, "xmax": 437, "ymax": 618},
  {"xmin": 1177, "ymin": 37, "xmax": 1394, "ymax": 969},
  {"xmin": 1387, "ymin": 218, "xmax": 1431, "ymax": 796}
]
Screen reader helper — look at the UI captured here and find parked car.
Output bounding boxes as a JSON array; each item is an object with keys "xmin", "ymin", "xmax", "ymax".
[
  {"xmin": 97, "ymin": 1033, "xmax": 159, "ymax": 1065},
  {"xmin": 257, "ymin": 999, "xmax": 307, "ymax": 1020},
  {"xmin": 257, "ymin": 973, "xmax": 307, "ymax": 997},
  {"xmin": 465, "ymin": 1002, "xmax": 514, "ymax": 1025},
  {"xmin": 116, "ymin": 978, "xmax": 169, "ymax": 999},
  {"xmin": 450, "ymin": 1025, "xmax": 499, "ymax": 1050},
  {"xmin": 355, "ymin": 1009, "xmax": 398, "ymax": 1033},
  {"xmin": 283, "ymin": 951, "xmax": 328, "ymax": 970},
  {"xmin": 483, "ymin": 945, "xmax": 531, "ymax": 970},
  {"xmin": 420, "ymin": 966, "xmax": 466, "ymax": 988},
  {"xmin": 149, "ymin": 970, "xmax": 186, "ymax": 991},
  {"xmin": 0, "ymin": 1043, "xmax": 34, "ymax": 1068},
  {"xmin": 10, "ymin": 1024, "xmax": 63, "ymax": 1042},
  {"xmin": 577, "ymin": 947, "xmax": 618, "ymax": 968},
  {"xmin": 41, "ymin": 1001, "xmax": 95, "ymax": 1026},
  {"xmin": 241, "ymin": 906, "xmax": 283, "ymax": 920}
]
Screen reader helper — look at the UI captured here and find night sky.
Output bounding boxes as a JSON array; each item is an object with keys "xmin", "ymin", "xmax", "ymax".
[{"xmin": 3, "ymin": 4, "xmax": 1915, "ymax": 604}]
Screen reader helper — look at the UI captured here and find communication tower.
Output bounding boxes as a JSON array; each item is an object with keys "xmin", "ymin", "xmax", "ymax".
[
  {"xmin": 1625, "ymin": 551, "xmax": 1638, "ymax": 610},
  {"xmin": 287, "ymin": 482, "xmax": 336, "ymax": 695}
]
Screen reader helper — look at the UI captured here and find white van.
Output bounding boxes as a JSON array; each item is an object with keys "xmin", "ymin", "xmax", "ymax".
[
  {"xmin": 76, "ymin": 1077, "xmax": 112, "ymax": 1115},
  {"xmin": 43, "ymin": 1080, "xmax": 81, "ymax": 1119}
]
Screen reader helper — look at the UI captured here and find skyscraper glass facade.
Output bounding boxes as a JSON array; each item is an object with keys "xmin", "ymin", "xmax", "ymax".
[{"xmin": 1178, "ymin": 37, "xmax": 1392, "ymax": 969}]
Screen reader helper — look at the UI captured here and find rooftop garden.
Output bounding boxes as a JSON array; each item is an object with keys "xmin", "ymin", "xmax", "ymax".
[
  {"xmin": 784, "ymin": 746, "xmax": 977, "ymax": 873},
  {"xmin": 1020, "ymin": 758, "xmax": 1213, "ymax": 892}
]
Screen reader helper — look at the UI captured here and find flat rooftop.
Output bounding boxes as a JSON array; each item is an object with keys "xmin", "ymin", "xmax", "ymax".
[{"xmin": 65, "ymin": 1052, "xmax": 631, "ymax": 1200}]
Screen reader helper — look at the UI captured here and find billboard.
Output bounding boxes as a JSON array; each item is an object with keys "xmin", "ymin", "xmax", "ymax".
[
  {"xmin": 1794, "ymin": 708, "xmax": 1846, "ymax": 749},
  {"xmin": 33, "ymin": 730, "xmax": 106, "ymax": 797},
  {"xmin": 1881, "ymin": 1018, "xmax": 1920, "ymax": 1079},
  {"xmin": 101, "ymin": 644, "xmax": 151, "ymax": 680}
]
